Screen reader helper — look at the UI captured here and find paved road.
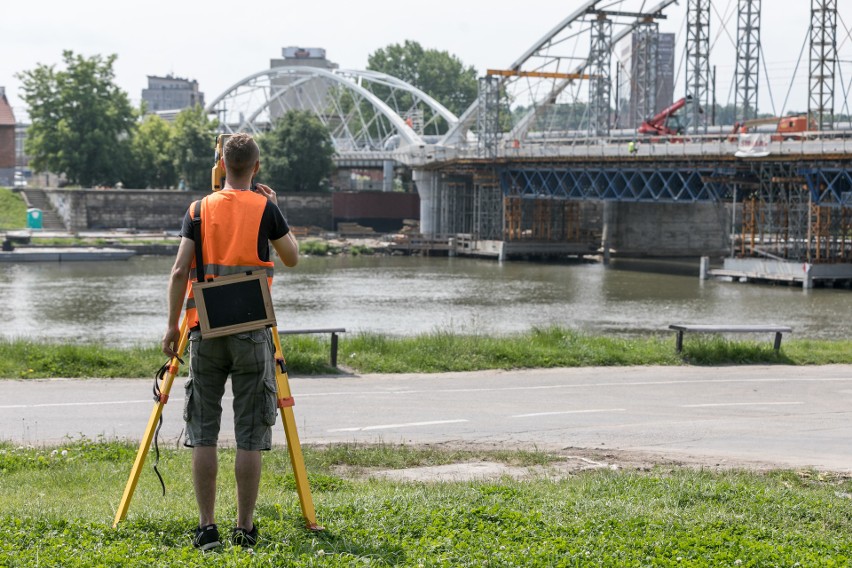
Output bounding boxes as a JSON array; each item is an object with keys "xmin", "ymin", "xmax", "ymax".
[{"xmin": 3, "ymin": 365, "xmax": 850, "ymax": 471}]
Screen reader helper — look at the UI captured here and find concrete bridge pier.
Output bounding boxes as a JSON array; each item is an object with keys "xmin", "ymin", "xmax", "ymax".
[{"xmin": 413, "ymin": 169, "xmax": 439, "ymax": 236}]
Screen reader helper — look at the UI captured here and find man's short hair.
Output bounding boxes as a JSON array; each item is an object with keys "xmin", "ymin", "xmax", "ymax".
[{"xmin": 223, "ymin": 133, "xmax": 259, "ymax": 178}]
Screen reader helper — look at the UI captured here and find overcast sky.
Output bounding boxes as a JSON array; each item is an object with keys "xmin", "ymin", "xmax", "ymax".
[{"xmin": 2, "ymin": 1, "xmax": 851, "ymax": 122}]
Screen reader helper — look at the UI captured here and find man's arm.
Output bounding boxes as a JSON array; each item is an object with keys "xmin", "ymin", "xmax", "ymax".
[
  {"xmin": 162, "ymin": 237, "xmax": 195, "ymax": 357},
  {"xmin": 272, "ymin": 232, "xmax": 299, "ymax": 267},
  {"xmin": 255, "ymin": 182, "xmax": 299, "ymax": 267}
]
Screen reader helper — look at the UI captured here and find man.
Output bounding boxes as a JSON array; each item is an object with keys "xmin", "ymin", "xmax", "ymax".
[{"xmin": 162, "ymin": 133, "xmax": 299, "ymax": 551}]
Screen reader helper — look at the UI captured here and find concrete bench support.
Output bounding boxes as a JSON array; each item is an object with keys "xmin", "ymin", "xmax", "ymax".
[
  {"xmin": 668, "ymin": 324, "xmax": 792, "ymax": 353},
  {"xmin": 278, "ymin": 328, "xmax": 346, "ymax": 368}
]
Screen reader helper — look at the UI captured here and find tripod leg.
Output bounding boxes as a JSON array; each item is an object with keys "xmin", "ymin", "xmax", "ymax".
[
  {"xmin": 271, "ymin": 327, "xmax": 322, "ymax": 531},
  {"xmin": 113, "ymin": 317, "xmax": 190, "ymax": 528}
]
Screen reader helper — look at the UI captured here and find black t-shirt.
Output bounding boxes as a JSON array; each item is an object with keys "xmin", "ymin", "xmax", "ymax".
[{"xmin": 179, "ymin": 196, "xmax": 290, "ymax": 262}]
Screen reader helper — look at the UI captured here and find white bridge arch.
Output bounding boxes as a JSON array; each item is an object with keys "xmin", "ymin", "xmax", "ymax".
[{"xmin": 206, "ymin": 67, "xmax": 458, "ymax": 158}]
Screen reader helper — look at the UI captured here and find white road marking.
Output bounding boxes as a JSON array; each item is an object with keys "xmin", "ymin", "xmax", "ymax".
[
  {"xmin": 681, "ymin": 401, "xmax": 804, "ymax": 408},
  {"xmin": 512, "ymin": 408, "xmax": 626, "ymax": 418},
  {"xmin": 4, "ymin": 376, "xmax": 846, "ymax": 410},
  {"xmin": 297, "ymin": 377, "xmax": 851, "ymax": 399},
  {"xmin": 328, "ymin": 419, "xmax": 469, "ymax": 432},
  {"xmin": 0, "ymin": 399, "xmax": 165, "ymax": 409}
]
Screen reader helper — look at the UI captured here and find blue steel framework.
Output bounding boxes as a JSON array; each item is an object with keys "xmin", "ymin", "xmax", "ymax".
[
  {"xmin": 496, "ymin": 162, "xmax": 851, "ymax": 206},
  {"xmin": 499, "ymin": 163, "xmax": 728, "ymax": 201},
  {"xmin": 440, "ymin": 158, "xmax": 851, "ymax": 263},
  {"xmin": 800, "ymin": 168, "xmax": 852, "ymax": 206}
]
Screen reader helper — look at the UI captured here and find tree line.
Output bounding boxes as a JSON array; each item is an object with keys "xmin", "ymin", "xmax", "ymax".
[
  {"xmin": 17, "ymin": 44, "xmax": 478, "ymax": 192},
  {"xmin": 18, "ymin": 51, "xmax": 336, "ymax": 192}
]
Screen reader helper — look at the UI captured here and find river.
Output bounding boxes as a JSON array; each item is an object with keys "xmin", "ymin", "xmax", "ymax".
[{"xmin": 0, "ymin": 255, "xmax": 847, "ymax": 347}]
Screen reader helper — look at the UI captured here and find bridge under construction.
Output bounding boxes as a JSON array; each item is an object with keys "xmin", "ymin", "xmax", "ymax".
[{"xmin": 207, "ymin": 0, "xmax": 852, "ymax": 288}]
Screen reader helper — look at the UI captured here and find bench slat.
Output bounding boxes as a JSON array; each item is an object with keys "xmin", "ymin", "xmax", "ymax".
[
  {"xmin": 669, "ymin": 324, "xmax": 791, "ymax": 353},
  {"xmin": 669, "ymin": 324, "xmax": 791, "ymax": 333},
  {"xmin": 278, "ymin": 328, "xmax": 347, "ymax": 335}
]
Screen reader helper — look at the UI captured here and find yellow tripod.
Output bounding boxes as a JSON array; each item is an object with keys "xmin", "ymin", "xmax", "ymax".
[{"xmin": 113, "ymin": 316, "xmax": 321, "ymax": 531}]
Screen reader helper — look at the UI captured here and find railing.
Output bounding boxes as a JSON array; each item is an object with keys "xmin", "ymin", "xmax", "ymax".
[{"xmin": 381, "ymin": 131, "xmax": 852, "ymax": 167}]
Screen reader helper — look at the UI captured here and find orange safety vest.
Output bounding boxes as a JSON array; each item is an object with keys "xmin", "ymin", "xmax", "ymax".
[{"xmin": 184, "ymin": 190, "xmax": 275, "ymax": 329}]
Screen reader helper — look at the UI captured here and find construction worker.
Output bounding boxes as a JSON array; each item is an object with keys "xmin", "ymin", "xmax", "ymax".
[
  {"xmin": 628, "ymin": 139, "xmax": 638, "ymax": 156},
  {"xmin": 162, "ymin": 132, "xmax": 299, "ymax": 551}
]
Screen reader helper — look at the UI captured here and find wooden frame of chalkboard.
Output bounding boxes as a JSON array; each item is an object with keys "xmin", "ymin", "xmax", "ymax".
[{"xmin": 192, "ymin": 271, "xmax": 276, "ymax": 339}]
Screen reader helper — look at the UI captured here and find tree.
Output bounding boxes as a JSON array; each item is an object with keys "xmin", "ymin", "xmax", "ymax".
[
  {"xmin": 17, "ymin": 51, "xmax": 136, "ymax": 187},
  {"xmin": 367, "ymin": 40, "xmax": 478, "ymax": 118},
  {"xmin": 173, "ymin": 105, "xmax": 219, "ymax": 191},
  {"xmin": 126, "ymin": 114, "xmax": 177, "ymax": 188},
  {"xmin": 258, "ymin": 110, "xmax": 334, "ymax": 193}
]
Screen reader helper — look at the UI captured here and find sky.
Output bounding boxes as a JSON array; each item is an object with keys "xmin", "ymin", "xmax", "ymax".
[{"xmin": 2, "ymin": 0, "xmax": 851, "ymax": 123}]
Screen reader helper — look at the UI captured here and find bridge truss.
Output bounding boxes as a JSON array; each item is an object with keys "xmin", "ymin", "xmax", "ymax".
[
  {"xmin": 200, "ymin": 3, "xmax": 851, "ymax": 274},
  {"xmin": 206, "ymin": 67, "xmax": 458, "ymax": 157}
]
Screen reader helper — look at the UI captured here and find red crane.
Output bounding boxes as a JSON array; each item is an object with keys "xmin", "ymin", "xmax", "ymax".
[{"xmin": 637, "ymin": 95, "xmax": 693, "ymax": 136}]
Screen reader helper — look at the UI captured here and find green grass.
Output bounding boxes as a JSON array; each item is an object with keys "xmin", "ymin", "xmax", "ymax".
[
  {"xmin": 1, "ymin": 327, "xmax": 851, "ymax": 378},
  {"xmin": 0, "ymin": 187, "xmax": 27, "ymax": 229},
  {"xmin": 0, "ymin": 441, "xmax": 850, "ymax": 566},
  {"xmin": 299, "ymin": 239, "xmax": 376, "ymax": 256},
  {"xmin": 300, "ymin": 239, "xmax": 341, "ymax": 256}
]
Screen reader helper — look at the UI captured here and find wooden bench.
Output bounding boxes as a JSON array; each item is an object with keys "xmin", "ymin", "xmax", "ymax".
[
  {"xmin": 668, "ymin": 324, "xmax": 792, "ymax": 353},
  {"xmin": 278, "ymin": 328, "xmax": 346, "ymax": 368}
]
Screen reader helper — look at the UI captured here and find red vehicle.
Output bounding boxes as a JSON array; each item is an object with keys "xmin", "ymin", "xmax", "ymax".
[{"xmin": 638, "ymin": 95, "xmax": 693, "ymax": 136}]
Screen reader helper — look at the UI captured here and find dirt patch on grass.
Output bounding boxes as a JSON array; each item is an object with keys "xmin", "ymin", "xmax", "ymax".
[{"xmin": 355, "ymin": 442, "xmax": 806, "ymax": 483}]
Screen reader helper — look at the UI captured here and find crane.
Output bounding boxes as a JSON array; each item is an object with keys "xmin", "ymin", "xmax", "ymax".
[{"xmin": 637, "ymin": 95, "xmax": 694, "ymax": 136}]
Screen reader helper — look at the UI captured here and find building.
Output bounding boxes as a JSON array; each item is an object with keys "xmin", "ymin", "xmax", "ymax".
[
  {"xmin": 141, "ymin": 75, "xmax": 205, "ymax": 116},
  {"xmin": 268, "ymin": 47, "xmax": 339, "ymax": 124},
  {"xmin": 0, "ymin": 87, "xmax": 16, "ymax": 187},
  {"xmin": 615, "ymin": 32, "xmax": 675, "ymax": 130}
]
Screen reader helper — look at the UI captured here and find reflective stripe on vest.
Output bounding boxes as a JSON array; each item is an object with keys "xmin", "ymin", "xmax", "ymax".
[{"xmin": 184, "ymin": 191, "xmax": 275, "ymax": 328}]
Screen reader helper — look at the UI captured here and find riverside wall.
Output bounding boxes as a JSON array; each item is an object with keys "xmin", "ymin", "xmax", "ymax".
[{"xmin": 43, "ymin": 189, "xmax": 333, "ymax": 232}]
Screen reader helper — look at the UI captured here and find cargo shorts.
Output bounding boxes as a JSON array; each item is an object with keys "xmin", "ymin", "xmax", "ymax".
[{"xmin": 183, "ymin": 328, "xmax": 278, "ymax": 451}]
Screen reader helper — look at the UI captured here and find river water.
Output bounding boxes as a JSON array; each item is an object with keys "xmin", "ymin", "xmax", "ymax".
[{"xmin": 0, "ymin": 255, "xmax": 848, "ymax": 347}]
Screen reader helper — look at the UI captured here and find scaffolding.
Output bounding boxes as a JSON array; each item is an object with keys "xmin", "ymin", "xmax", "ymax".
[
  {"xmin": 477, "ymin": 76, "xmax": 501, "ymax": 158},
  {"xmin": 473, "ymin": 171, "xmax": 503, "ymax": 240},
  {"xmin": 733, "ymin": 162, "xmax": 852, "ymax": 264},
  {"xmin": 588, "ymin": 14, "xmax": 613, "ymax": 137},
  {"xmin": 503, "ymin": 197, "xmax": 588, "ymax": 243},
  {"xmin": 809, "ymin": 0, "xmax": 837, "ymax": 131},
  {"xmin": 634, "ymin": 22, "xmax": 659, "ymax": 125},
  {"xmin": 735, "ymin": 0, "xmax": 761, "ymax": 121},
  {"xmin": 685, "ymin": 0, "xmax": 711, "ymax": 133}
]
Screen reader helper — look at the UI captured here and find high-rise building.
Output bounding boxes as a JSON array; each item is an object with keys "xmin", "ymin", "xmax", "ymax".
[
  {"xmin": 615, "ymin": 32, "xmax": 675, "ymax": 130},
  {"xmin": 268, "ymin": 47, "xmax": 338, "ymax": 124},
  {"xmin": 141, "ymin": 75, "xmax": 205, "ymax": 115}
]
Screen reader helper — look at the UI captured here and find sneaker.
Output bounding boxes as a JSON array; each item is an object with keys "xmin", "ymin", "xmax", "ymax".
[
  {"xmin": 231, "ymin": 524, "xmax": 259, "ymax": 547},
  {"xmin": 193, "ymin": 524, "xmax": 221, "ymax": 551}
]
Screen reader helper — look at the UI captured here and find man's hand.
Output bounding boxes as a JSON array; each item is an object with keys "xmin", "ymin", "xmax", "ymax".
[
  {"xmin": 255, "ymin": 183, "xmax": 278, "ymax": 206},
  {"xmin": 162, "ymin": 326, "xmax": 181, "ymax": 358}
]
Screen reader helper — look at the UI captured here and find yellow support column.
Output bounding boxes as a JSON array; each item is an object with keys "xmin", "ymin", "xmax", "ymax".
[
  {"xmin": 113, "ymin": 316, "xmax": 189, "ymax": 528},
  {"xmin": 271, "ymin": 327, "xmax": 323, "ymax": 531}
]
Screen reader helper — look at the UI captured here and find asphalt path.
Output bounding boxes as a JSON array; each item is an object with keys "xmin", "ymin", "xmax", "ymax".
[{"xmin": 2, "ymin": 365, "xmax": 851, "ymax": 472}]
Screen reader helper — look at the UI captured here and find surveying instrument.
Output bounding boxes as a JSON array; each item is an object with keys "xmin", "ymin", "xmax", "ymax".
[{"xmin": 113, "ymin": 134, "xmax": 321, "ymax": 531}]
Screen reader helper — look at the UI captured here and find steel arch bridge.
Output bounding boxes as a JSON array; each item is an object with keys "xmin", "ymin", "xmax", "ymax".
[{"xmin": 205, "ymin": 67, "xmax": 458, "ymax": 160}]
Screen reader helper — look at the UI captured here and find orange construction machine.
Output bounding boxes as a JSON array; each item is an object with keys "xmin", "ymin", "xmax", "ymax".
[{"xmin": 731, "ymin": 115, "xmax": 815, "ymax": 140}]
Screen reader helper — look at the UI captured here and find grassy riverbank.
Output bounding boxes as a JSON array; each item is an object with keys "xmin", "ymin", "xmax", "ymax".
[
  {"xmin": 0, "ymin": 441, "xmax": 850, "ymax": 566},
  {"xmin": 0, "ymin": 187, "xmax": 27, "ymax": 229},
  {"xmin": 1, "ymin": 327, "xmax": 850, "ymax": 379}
]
